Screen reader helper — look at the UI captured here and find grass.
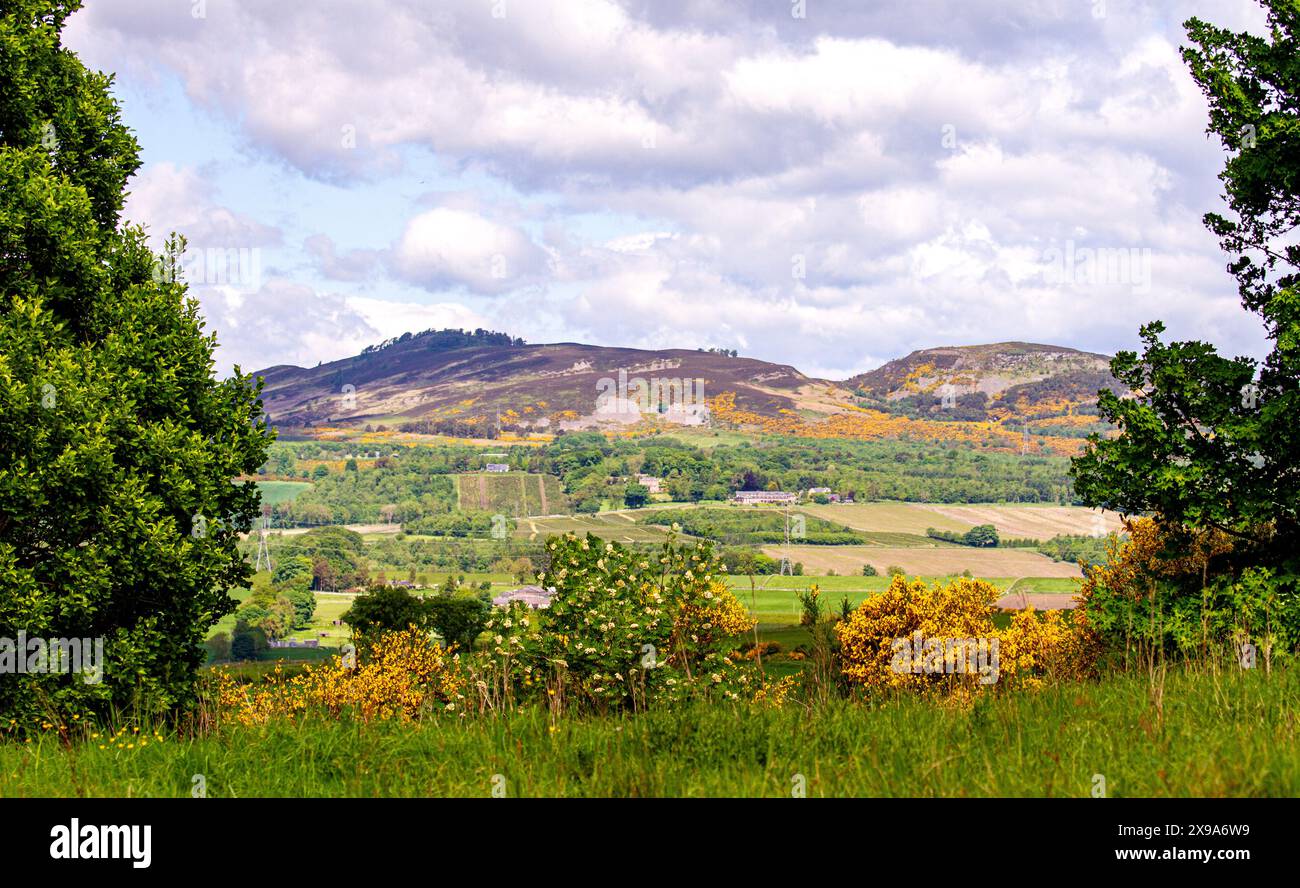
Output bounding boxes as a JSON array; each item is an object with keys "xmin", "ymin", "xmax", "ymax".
[
  {"xmin": 1006, "ymin": 576, "xmax": 1082, "ymax": 595},
  {"xmin": 253, "ymin": 480, "xmax": 313, "ymax": 507},
  {"xmin": 3, "ymin": 665, "xmax": 1295, "ymax": 797}
]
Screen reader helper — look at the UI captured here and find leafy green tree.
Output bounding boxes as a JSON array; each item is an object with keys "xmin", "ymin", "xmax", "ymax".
[
  {"xmin": 962, "ymin": 524, "xmax": 1000, "ymax": 548},
  {"xmin": 282, "ymin": 587, "xmax": 317, "ymax": 630},
  {"xmin": 278, "ymin": 526, "xmax": 369, "ymax": 589},
  {"xmin": 272, "ymin": 555, "xmax": 313, "ymax": 585},
  {"xmin": 204, "ymin": 632, "xmax": 231, "ymax": 664},
  {"xmin": 341, "ymin": 585, "xmax": 428, "ymax": 641},
  {"xmin": 0, "ymin": 1, "xmax": 271, "ymax": 725},
  {"xmin": 623, "ymin": 482, "xmax": 650, "ymax": 508},
  {"xmin": 1072, "ymin": 0, "xmax": 1300, "ymax": 579},
  {"xmin": 230, "ymin": 622, "xmax": 267, "ymax": 662},
  {"xmin": 425, "ymin": 593, "xmax": 490, "ymax": 650}
]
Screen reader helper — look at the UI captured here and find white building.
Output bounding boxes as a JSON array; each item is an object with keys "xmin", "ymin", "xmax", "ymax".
[
  {"xmin": 636, "ymin": 474, "xmax": 663, "ymax": 494},
  {"xmin": 491, "ymin": 585, "xmax": 556, "ymax": 609}
]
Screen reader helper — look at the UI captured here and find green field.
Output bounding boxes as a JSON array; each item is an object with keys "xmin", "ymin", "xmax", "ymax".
[
  {"xmin": 5, "ymin": 665, "xmax": 1294, "ymax": 797},
  {"xmin": 254, "ymin": 480, "xmax": 313, "ymax": 506}
]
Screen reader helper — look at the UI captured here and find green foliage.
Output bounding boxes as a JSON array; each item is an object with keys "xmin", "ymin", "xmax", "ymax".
[
  {"xmin": 1037, "ymin": 534, "xmax": 1114, "ymax": 567},
  {"xmin": 261, "ymin": 431, "xmax": 1083, "ymax": 532},
  {"xmin": 1089, "ymin": 565, "xmax": 1300, "ymax": 660},
  {"xmin": 926, "ymin": 524, "xmax": 1000, "ymax": 547},
  {"xmin": 717, "ymin": 549, "xmax": 784, "ymax": 575},
  {"xmin": 341, "ymin": 586, "xmax": 427, "ymax": 641},
  {"xmin": 0, "ymin": 2, "xmax": 271, "ymax": 726},
  {"xmin": 364, "ymin": 535, "xmax": 541, "ymax": 574},
  {"xmin": 425, "ymin": 593, "xmax": 490, "ymax": 651},
  {"xmin": 862, "ymin": 563, "xmax": 879, "ymax": 577},
  {"xmin": 405, "ymin": 511, "xmax": 513, "ymax": 538},
  {"xmin": 638, "ymin": 507, "xmax": 863, "ymax": 545},
  {"xmin": 548, "ymin": 432, "xmax": 1076, "ymax": 506},
  {"xmin": 276, "ymin": 527, "xmax": 368, "ymax": 590},
  {"xmin": 272, "ymin": 555, "xmax": 313, "ymax": 585},
  {"xmin": 264, "ymin": 444, "xmax": 460, "ymax": 525},
  {"xmin": 363, "ymin": 327, "xmax": 524, "ymax": 356},
  {"xmin": 282, "ymin": 588, "xmax": 316, "ymax": 631},
  {"xmin": 797, "ymin": 586, "xmax": 825, "ymax": 627},
  {"xmin": 1073, "ymin": 1, "xmax": 1300, "ymax": 581},
  {"xmin": 230, "ymin": 623, "xmax": 267, "ymax": 662},
  {"xmin": 963, "ymin": 524, "xmax": 1000, "ymax": 548},
  {"xmin": 623, "ymin": 482, "xmax": 650, "ymax": 509},
  {"xmin": 204, "ymin": 632, "xmax": 231, "ymax": 663},
  {"xmin": 481, "ymin": 532, "xmax": 757, "ymax": 710}
]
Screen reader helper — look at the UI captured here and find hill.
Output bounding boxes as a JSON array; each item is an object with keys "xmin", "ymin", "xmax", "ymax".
[
  {"xmin": 253, "ymin": 330, "xmax": 1120, "ymax": 451},
  {"xmin": 846, "ymin": 342, "xmax": 1124, "ymax": 431},
  {"xmin": 256, "ymin": 328, "xmax": 837, "ymax": 434}
]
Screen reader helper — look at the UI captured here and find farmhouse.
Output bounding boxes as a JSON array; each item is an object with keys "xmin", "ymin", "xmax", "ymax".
[
  {"xmin": 485, "ymin": 463, "xmax": 510, "ymax": 473},
  {"xmin": 492, "ymin": 585, "xmax": 556, "ymax": 609},
  {"xmin": 636, "ymin": 474, "xmax": 663, "ymax": 494},
  {"xmin": 808, "ymin": 487, "xmax": 831, "ymax": 495},
  {"xmin": 734, "ymin": 490, "xmax": 798, "ymax": 505}
]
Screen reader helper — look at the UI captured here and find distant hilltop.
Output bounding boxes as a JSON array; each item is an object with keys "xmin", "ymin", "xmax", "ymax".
[{"xmin": 254, "ymin": 331, "xmax": 1121, "ymax": 451}]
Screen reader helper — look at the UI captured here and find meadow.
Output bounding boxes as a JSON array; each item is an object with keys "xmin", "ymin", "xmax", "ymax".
[
  {"xmin": 3, "ymin": 665, "xmax": 1294, "ymax": 797},
  {"xmin": 253, "ymin": 480, "xmax": 313, "ymax": 507}
]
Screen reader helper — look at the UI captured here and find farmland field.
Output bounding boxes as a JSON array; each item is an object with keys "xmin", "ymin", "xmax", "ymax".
[
  {"xmin": 455, "ymin": 472, "xmax": 570, "ymax": 516},
  {"xmin": 797, "ymin": 502, "xmax": 1119, "ymax": 538},
  {"xmin": 763, "ymin": 544, "xmax": 1084, "ymax": 578},
  {"xmin": 910, "ymin": 504, "xmax": 1123, "ymax": 538},
  {"xmin": 517, "ymin": 513, "xmax": 676, "ymax": 543}
]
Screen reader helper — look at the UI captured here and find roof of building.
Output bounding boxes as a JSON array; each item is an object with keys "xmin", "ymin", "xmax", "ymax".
[{"xmin": 491, "ymin": 585, "xmax": 556, "ymax": 609}]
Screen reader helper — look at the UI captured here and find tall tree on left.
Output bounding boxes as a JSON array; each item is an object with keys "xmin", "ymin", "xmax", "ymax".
[{"xmin": 0, "ymin": 1, "xmax": 272, "ymax": 729}]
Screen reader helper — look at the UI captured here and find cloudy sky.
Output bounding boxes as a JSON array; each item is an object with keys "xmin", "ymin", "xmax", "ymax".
[{"xmin": 65, "ymin": 0, "xmax": 1271, "ymax": 379}]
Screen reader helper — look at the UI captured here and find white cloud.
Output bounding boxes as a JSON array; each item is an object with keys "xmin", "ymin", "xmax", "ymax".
[
  {"xmin": 390, "ymin": 208, "xmax": 549, "ymax": 294},
  {"xmin": 124, "ymin": 163, "xmax": 281, "ymax": 250},
  {"xmin": 65, "ymin": 0, "xmax": 1276, "ymax": 376}
]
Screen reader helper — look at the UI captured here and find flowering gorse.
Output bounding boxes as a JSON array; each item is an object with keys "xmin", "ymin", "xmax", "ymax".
[
  {"xmin": 215, "ymin": 627, "xmax": 465, "ymax": 725},
  {"xmin": 836, "ymin": 575, "xmax": 1089, "ymax": 695}
]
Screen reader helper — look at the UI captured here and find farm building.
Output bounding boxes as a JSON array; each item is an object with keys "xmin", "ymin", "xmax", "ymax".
[
  {"xmin": 734, "ymin": 490, "xmax": 798, "ymax": 504},
  {"xmin": 485, "ymin": 463, "xmax": 510, "ymax": 473},
  {"xmin": 492, "ymin": 585, "xmax": 556, "ymax": 609},
  {"xmin": 636, "ymin": 474, "xmax": 663, "ymax": 494}
]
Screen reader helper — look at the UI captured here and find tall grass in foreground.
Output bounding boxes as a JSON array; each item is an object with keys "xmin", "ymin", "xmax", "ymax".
[{"xmin": 1, "ymin": 664, "xmax": 1296, "ymax": 797}]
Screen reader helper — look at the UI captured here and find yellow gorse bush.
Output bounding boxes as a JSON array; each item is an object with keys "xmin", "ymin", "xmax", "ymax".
[
  {"xmin": 835, "ymin": 575, "xmax": 1088, "ymax": 694},
  {"xmin": 998, "ymin": 608, "xmax": 1089, "ymax": 688},
  {"xmin": 675, "ymin": 579, "xmax": 757, "ymax": 646},
  {"xmin": 836, "ymin": 575, "xmax": 1000, "ymax": 691},
  {"xmin": 216, "ymin": 627, "xmax": 465, "ymax": 725}
]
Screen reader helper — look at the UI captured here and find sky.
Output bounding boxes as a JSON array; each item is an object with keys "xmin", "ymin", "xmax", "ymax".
[{"xmin": 63, "ymin": 0, "xmax": 1273, "ymax": 380}]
